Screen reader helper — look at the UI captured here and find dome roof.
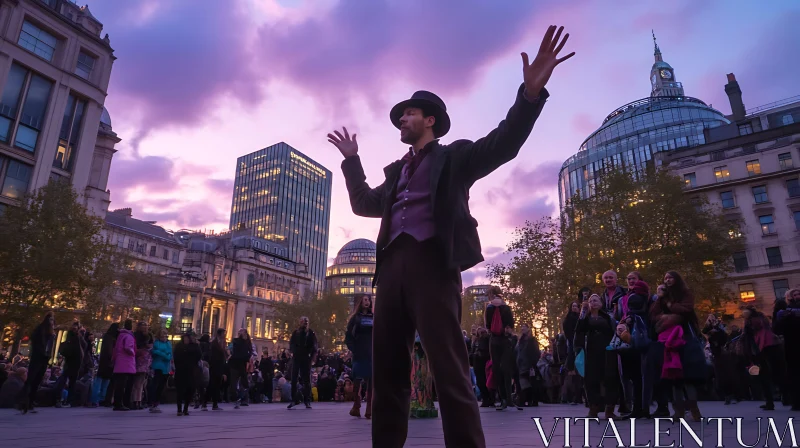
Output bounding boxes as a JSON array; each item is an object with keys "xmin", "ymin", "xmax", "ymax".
[
  {"xmin": 652, "ymin": 60, "xmax": 672, "ymax": 70},
  {"xmin": 100, "ymin": 107, "xmax": 112, "ymax": 127},
  {"xmin": 334, "ymin": 238, "xmax": 376, "ymax": 265}
]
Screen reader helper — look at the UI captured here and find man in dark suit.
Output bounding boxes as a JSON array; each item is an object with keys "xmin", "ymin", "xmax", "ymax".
[{"xmin": 328, "ymin": 26, "xmax": 574, "ymax": 448}]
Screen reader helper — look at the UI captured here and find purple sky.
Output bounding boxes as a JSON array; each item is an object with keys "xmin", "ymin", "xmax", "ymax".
[{"xmin": 88, "ymin": 0, "xmax": 800, "ymax": 286}]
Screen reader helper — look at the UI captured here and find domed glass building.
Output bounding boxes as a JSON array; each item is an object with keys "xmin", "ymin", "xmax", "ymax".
[
  {"xmin": 325, "ymin": 238, "xmax": 376, "ymax": 306},
  {"xmin": 558, "ymin": 37, "xmax": 731, "ymax": 211}
]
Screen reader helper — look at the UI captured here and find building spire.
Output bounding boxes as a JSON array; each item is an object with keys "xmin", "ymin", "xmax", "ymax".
[{"xmin": 652, "ymin": 30, "xmax": 663, "ymax": 61}]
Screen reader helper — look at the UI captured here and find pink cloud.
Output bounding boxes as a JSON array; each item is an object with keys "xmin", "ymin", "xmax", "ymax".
[
  {"xmin": 90, "ymin": 2, "xmax": 261, "ymax": 137},
  {"xmin": 486, "ymin": 160, "xmax": 561, "ymax": 204},
  {"xmin": 571, "ymin": 113, "xmax": 598, "ymax": 135}
]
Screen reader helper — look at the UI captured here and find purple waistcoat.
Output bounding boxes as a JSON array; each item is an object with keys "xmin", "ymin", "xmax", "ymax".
[{"xmin": 388, "ymin": 152, "xmax": 435, "ymax": 244}]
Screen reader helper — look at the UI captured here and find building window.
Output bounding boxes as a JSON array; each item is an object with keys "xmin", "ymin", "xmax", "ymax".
[
  {"xmin": 720, "ymin": 191, "xmax": 735, "ymax": 209},
  {"xmin": 733, "ymin": 251, "xmax": 749, "ymax": 273},
  {"xmin": 0, "ymin": 64, "xmax": 54, "ymax": 151},
  {"xmin": 18, "ymin": 20, "xmax": 57, "ymax": 61},
  {"xmin": 746, "ymin": 160, "xmax": 761, "ymax": 177},
  {"xmin": 766, "ymin": 247, "xmax": 783, "ymax": 268},
  {"xmin": 128, "ymin": 239, "xmax": 135, "ymax": 251},
  {"xmin": 779, "ymin": 153, "xmax": 793, "ymax": 170},
  {"xmin": 783, "ymin": 115, "xmax": 795, "ymax": 126},
  {"xmin": 774, "ymin": 279, "xmax": 790, "ymax": 300},
  {"xmin": 738, "ymin": 284, "xmax": 755, "ymax": 302},
  {"xmin": 683, "ymin": 173, "xmax": 696, "ymax": 188},
  {"xmin": 714, "ymin": 166, "xmax": 730, "ymax": 182},
  {"xmin": 117, "ymin": 237, "xmax": 125, "ymax": 248},
  {"xmin": 787, "ymin": 179, "xmax": 800, "ymax": 198},
  {"xmin": 149, "ymin": 245, "xmax": 156, "ymax": 257},
  {"xmin": 255, "ymin": 317, "xmax": 262, "ymax": 338},
  {"xmin": 1, "ymin": 159, "xmax": 32, "ymax": 199},
  {"xmin": 172, "ymin": 251, "xmax": 179, "ymax": 264},
  {"xmin": 75, "ymin": 52, "xmax": 95, "ymax": 80},
  {"xmin": 752, "ymin": 185, "xmax": 768, "ymax": 204},
  {"xmin": 738, "ymin": 123, "xmax": 753, "ymax": 136},
  {"xmin": 759, "ymin": 215, "xmax": 775, "ymax": 235},
  {"xmin": 162, "ymin": 249, "xmax": 169, "ymax": 260},
  {"xmin": 53, "ymin": 94, "xmax": 87, "ymax": 171}
]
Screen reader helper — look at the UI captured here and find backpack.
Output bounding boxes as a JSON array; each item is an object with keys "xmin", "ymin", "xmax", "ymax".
[{"xmin": 490, "ymin": 306, "xmax": 504, "ymax": 336}]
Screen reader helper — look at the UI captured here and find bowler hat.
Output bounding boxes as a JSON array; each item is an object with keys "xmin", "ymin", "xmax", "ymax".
[{"xmin": 390, "ymin": 91, "xmax": 451, "ymax": 138}]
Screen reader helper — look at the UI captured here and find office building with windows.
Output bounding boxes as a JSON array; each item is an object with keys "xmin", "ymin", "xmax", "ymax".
[
  {"xmin": 325, "ymin": 239, "xmax": 376, "ymax": 307},
  {"xmin": 0, "ymin": 0, "xmax": 117, "ymax": 216},
  {"xmin": 558, "ymin": 36, "xmax": 730, "ymax": 212},
  {"xmin": 656, "ymin": 74, "xmax": 800, "ymax": 317},
  {"xmin": 230, "ymin": 142, "xmax": 332, "ymax": 294},
  {"xmin": 100, "ymin": 212, "xmax": 312, "ymax": 354}
]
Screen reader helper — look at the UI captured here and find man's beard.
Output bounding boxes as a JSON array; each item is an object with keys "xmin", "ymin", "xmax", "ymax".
[{"xmin": 400, "ymin": 128, "xmax": 421, "ymax": 145}]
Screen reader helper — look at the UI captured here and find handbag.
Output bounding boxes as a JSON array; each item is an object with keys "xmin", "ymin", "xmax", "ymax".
[
  {"xmin": 607, "ymin": 334, "xmax": 631, "ymax": 351},
  {"xmin": 574, "ymin": 349, "xmax": 585, "ymax": 377}
]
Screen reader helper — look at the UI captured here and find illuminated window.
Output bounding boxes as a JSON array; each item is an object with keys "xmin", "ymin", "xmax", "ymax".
[
  {"xmin": 746, "ymin": 160, "xmax": 761, "ymax": 177},
  {"xmin": 255, "ymin": 317, "xmax": 262, "ymax": 338},
  {"xmin": 759, "ymin": 215, "xmax": 775, "ymax": 235},
  {"xmin": 738, "ymin": 284, "xmax": 755, "ymax": 302},
  {"xmin": 714, "ymin": 166, "xmax": 730, "ymax": 182},
  {"xmin": 683, "ymin": 173, "xmax": 696, "ymax": 188}
]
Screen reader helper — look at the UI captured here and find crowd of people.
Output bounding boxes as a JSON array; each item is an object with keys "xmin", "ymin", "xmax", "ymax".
[
  {"xmin": 0, "ymin": 302, "xmax": 376, "ymax": 416},
  {"xmin": 464, "ymin": 270, "xmax": 800, "ymax": 421},
  {"xmin": 3, "ymin": 270, "xmax": 800, "ymax": 424}
]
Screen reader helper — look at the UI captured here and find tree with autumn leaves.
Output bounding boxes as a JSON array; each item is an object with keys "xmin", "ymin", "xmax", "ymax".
[
  {"xmin": 0, "ymin": 180, "xmax": 169, "ymax": 354},
  {"xmin": 271, "ymin": 291, "xmax": 351, "ymax": 352},
  {"xmin": 488, "ymin": 167, "xmax": 743, "ymax": 338}
]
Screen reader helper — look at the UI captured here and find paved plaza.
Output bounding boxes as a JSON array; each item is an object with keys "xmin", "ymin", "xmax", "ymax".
[{"xmin": 1, "ymin": 401, "xmax": 798, "ymax": 447}]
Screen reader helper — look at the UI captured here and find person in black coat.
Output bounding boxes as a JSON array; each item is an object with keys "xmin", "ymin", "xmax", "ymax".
[
  {"xmin": 258, "ymin": 348, "xmax": 274, "ymax": 403},
  {"xmin": 229, "ymin": 329, "xmax": 253, "ymax": 407},
  {"xmin": 471, "ymin": 327, "xmax": 492, "ymax": 407},
  {"xmin": 288, "ymin": 316, "xmax": 318, "ymax": 408},
  {"xmin": 774, "ymin": 289, "xmax": 800, "ymax": 410},
  {"xmin": 345, "ymin": 294, "xmax": 374, "ymax": 418},
  {"xmin": 614, "ymin": 280, "xmax": 650, "ymax": 418},
  {"xmin": 173, "ymin": 331, "xmax": 202, "ymax": 416},
  {"xmin": 53, "ymin": 321, "xmax": 84, "ymax": 408},
  {"xmin": 94, "ymin": 323, "xmax": 118, "ymax": 407},
  {"xmin": 203, "ymin": 328, "xmax": 228, "ymax": 410},
  {"xmin": 19, "ymin": 312, "xmax": 55, "ymax": 413},
  {"xmin": 485, "ymin": 286, "xmax": 515, "ymax": 410},
  {"xmin": 574, "ymin": 295, "xmax": 618, "ymax": 419},
  {"xmin": 515, "ymin": 324, "xmax": 541, "ymax": 407}
]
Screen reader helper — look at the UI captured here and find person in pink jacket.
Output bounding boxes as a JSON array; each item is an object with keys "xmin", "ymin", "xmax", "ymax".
[{"xmin": 112, "ymin": 319, "xmax": 136, "ymax": 411}]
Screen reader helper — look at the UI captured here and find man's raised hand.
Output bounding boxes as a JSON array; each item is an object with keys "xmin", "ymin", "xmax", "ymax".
[
  {"xmin": 521, "ymin": 25, "xmax": 575, "ymax": 98},
  {"xmin": 327, "ymin": 127, "xmax": 358, "ymax": 158}
]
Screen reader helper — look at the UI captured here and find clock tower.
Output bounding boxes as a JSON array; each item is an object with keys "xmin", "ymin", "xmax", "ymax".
[{"xmin": 650, "ymin": 31, "xmax": 685, "ymax": 98}]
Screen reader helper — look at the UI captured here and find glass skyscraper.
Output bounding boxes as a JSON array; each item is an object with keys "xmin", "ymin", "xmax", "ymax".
[{"xmin": 230, "ymin": 142, "xmax": 332, "ymax": 294}]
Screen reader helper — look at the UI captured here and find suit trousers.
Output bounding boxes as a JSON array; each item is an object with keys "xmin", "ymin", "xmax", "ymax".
[{"xmin": 372, "ymin": 234, "xmax": 485, "ymax": 448}]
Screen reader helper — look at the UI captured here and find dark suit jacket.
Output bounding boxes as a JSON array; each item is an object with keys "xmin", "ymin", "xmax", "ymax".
[{"xmin": 341, "ymin": 84, "xmax": 549, "ymax": 284}]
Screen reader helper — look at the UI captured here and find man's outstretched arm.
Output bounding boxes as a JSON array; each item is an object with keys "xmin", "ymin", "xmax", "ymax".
[
  {"xmin": 456, "ymin": 25, "xmax": 575, "ymax": 184},
  {"xmin": 328, "ymin": 127, "xmax": 386, "ymax": 217}
]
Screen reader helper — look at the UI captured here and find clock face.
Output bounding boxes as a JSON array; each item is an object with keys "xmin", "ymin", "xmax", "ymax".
[
  {"xmin": 660, "ymin": 69, "xmax": 672, "ymax": 79},
  {"xmin": 651, "ymin": 74, "xmax": 657, "ymax": 86}
]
